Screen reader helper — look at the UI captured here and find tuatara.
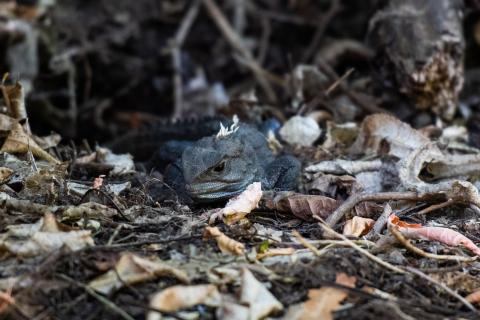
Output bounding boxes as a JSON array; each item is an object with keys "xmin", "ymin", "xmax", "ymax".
[
  {"xmin": 110, "ymin": 117, "xmax": 300, "ymax": 203},
  {"xmin": 163, "ymin": 120, "xmax": 300, "ymax": 202}
]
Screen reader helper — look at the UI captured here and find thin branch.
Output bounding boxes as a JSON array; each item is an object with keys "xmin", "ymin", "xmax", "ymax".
[
  {"xmin": 58, "ymin": 274, "xmax": 135, "ymax": 320},
  {"xmin": 316, "ymin": 217, "xmax": 405, "ymax": 274},
  {"xmin": 390, "ymin": 226, "xmax": 477, "ymax": 262},
  {"xmin": 202, "ymin": 0, "xmax": 277, "ymax": 102},
  {"xmin": 404, "ymin": 266, "xmax": 478, "ymax": 313},
  {"xmin": 326, "ymin": 191, "xmax": 431, "ymax": 227}
]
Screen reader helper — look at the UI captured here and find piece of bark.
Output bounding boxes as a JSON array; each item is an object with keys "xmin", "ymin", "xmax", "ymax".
[{"xmin": 367, "ymin": 0, "xmax": 465, "ymax": 120}]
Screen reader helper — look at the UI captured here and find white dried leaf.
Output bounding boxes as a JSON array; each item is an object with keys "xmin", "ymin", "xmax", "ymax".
[
  {"xmin": 279, "ymin": 116, "xmax": 321, "ymax": 147},
  {"xmin": 211, "ymin": 182, "xmax": 262, "ymax": 224},
  {"xmin": 89, "ymin": 253, "xmax": 189, "ymax": 295},
  {"xmin": 147, "ymin": 284, "xmax": 222, "ymax": 319},
  {"xmin": 239, "ymin": 268, "xmax": 283, "ymax": 319},
  {"xmin": 350, "ymin": 114, "xmax": 430, "ymax": 158},
  {"xmin": 96, "ymin": 147, "xmax": 135, "ymax": 175},
  {"xmin": 0, "ymin": 213, "xmax": 94, "ymax": 257}
]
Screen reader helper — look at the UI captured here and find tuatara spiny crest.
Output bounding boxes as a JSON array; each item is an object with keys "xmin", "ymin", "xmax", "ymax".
[{"xmin": 163, "ymin": 120, "xmax": 301, "ymax": 202}]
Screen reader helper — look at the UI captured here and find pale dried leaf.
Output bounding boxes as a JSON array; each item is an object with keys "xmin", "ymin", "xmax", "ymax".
[
  {"xmin": 88, "ymin": 253, "xmax": 189, "ymax": 295},
  {"xmin": 0, "ymin": 167, "xmax": 13, "ymax": 184},
  {"xmin": 288, "ymin": 273, "xmax": 356, "ymax": 320},
  {"xmin": 350, "ymin": 114, "xmax": 430, "ymax": 158},
  {"xmin": 1, "ymin": 123, "xmax": 60, "ymax": 164},
  {"xmin": 307, "ymin": 174, "xmax": 358, "ymax": 198},
  {"xmin": 0, "ymin": 289, "xmax": 14, "ymax": 315},
  {"xmin": 343, "ymin": 217, "xmax": 375, "ymax": 237},
  {"xmin": 216, "ymin": 302, "xmax": 250, "ymax": 320},
  {"xmin": 147, "ymin": 284, "xmax": 221, "ymax": 318},
  {"xmin": 279, "ymin": 115, "xmax": 321, "ymax": 147},
  {"xmin": 305, "ymin": 159, "xmax": 382, "ymax": 175},
  {"xmin": 203, "ymin": 226, "xmax": 245, "ymax": 256},
  {"xmin": 32, "ymin": 133, "xmax": 62, "ymax": 149},
  {"xmin": 322, "ymin": 121, "xmax": 358, "ymax": 151},
  {"xmin": 75, "ymin": 152, "xmax": 97, "ymax": 164},
  {"xmin": 215, "ymin": 182, "xmax": 262, "ymax": 224},
  {"xmin": 266, "ymin": 193, "xmax": 339, "ymax": 221},
  {"xmin": 1, "ymin": 213, "xmax": 94, "ymax": 257},
  {"xmin": 389, "ymin": 214, "xmax": 480, "ymax": 255},
  {"xmin": 96, "ymin": 147, "xmax": 135, "ymax": 175},
  {"xmin": 466, "ymin": 290, "xmax": 480, "ymax": 304},
  {"xmin": 240, "ymin": 268, "xmax": 283, "ymax": 319},
  {"xmin": 257, "ymin": 247, "xmax": 295, "ymax": 260},
  {"xmin": 0, "ymin": 114, "xmax": 17, "ymax": 131}
]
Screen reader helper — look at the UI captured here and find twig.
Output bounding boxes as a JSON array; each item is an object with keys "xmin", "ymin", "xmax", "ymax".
[
  {"xmin": 107, "ymin": 224, "xmax": 124, "ymax": 245},
  {"xmin": 301, "ymin": 0, "xmax": 342, "ymax": 63},
  {"xmin": 316, "ymin": 58, "xmax": 386, "ymax": 114},
  {"xmin": 404, "ymin": 266, "xmax": 478, "ymax": 313},
  {"xmin": 298, "ymin": 67, "xmax": 355, "ymax": 115},
  {"xmin": 366, "ymin": 203, "xmax": 392, "ymax": 239},
  {"xmin": 91, "ymin": 234, "xmax": 202, "ymax": 250},
  {"xmin": 390, "ymin": 226, "xmax": 477, "ymax": 262},
  {"xmin": 58, "ymin": 274, "xmax": 135, "ymax": 320},
  {"xmin": 414, "ymin": 199, "xmax": 455, "ymax": 216},
  {"xmin": 292, "ymin": 230, "xmax": 321, "ymax": 255},
  {"xmin": 325, "ymin": 68, "xmax": 354, "ymax": 96},
  {"xmin": 202, "ymin": 0, "xmax": 277, "ymax": 102},
  {"xmin": 326, "ymin": 191, "xmax": 432, "ymax": 227},
  {"xmin": 316, "ymin": 217, "xmax": 405, "ymax": 274},
  {"xmin": 170, "ymin": 0, "xmax": 201, "ymax": 118}
]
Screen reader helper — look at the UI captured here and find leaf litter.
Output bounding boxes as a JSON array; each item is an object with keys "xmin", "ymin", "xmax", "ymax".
[{"xmin": 1, "ymin": 1, "xmax": 480, "ymax": 320}]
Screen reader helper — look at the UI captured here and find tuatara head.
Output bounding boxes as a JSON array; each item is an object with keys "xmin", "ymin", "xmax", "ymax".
[{"xmin": 180, "ymin": 125, "xmax": 271, "ymax": 202}]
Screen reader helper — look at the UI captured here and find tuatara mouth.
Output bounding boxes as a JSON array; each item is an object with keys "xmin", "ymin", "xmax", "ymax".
[{"xmin": 185, "ymin": 180, "xmax": 251, "ymax": 202}]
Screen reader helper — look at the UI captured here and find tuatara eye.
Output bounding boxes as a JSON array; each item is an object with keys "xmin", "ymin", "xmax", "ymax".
[{"xmin": 212, "ymin": 161, "xmax": 225, "ymax": 173}]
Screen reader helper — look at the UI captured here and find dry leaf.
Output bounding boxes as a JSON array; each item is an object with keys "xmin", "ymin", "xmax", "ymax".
[
  {"xmin": 1, "ymin": 123, "xmax": 60, "ymax": 164},
  {"xmin": 212, "ymin": 182, "xmax": 262, "ymax": 224},
  {"xmin": 204, "ymin": 226, "xmax": 245, "ymax": 256},
  {"xmin": 305, "ymin": 158, "xmax": 382, "ymax": 175},
  {"xmin": 32, "ymin": 133, "xmax": 62, "ymax": 149},
  {"xmin": 389, "ymin": 214, "xmax": 480, "ymax": 255},
  {"xmin": 0, "ymin": 114, "xmax": 17, "ymax": 132},
  {"xmin": 240, "ymin": 268, "xmax": 283, "ymax": 319},
  {"xmin": 3, "ymin": 82, "xmax": 28, "ymax": 125},
  {"xmin": 349, "ymin": 113, "xmax": 430, "ymax": 158},
  {"xmin": 279, "ymin": 115, "xmax": 322, "ymax": 147},
  {"xmin": 307, "ymin": 174, "xmax": 358, "ymax": 198},
  {"xmin": 0, "ymin": 213, "xmax": 94, "ymax": 257},
  {"xmin": 322, "ymin": 121, "xmax": 359, "ymax": 151},
  {"xmin": 0, "ymin": 167, "xmax": 13, "ymax": 184},
  {"xmin": 343, "ymin": 217, "xmax": 375, "ymax": 237},
  {"xmin": 265, "ymin": 193, "xmax": 339, "ymax": 221},
  {"xmin": 96, "ymin": 147, "xmax": 135, "ymax": 175},
  {"xmin": 75, "ymin": 152, "xmax": 97, "ymax": 164},
  {"xmin": 287, "ymin": 273, "xmax": 356, "ymax": 320},
  {"xmin": 466, "ymin": 290, "xmax": 480, "ymax": 304},
  {"xmin": 147, "ymin": 284, "xmax": 221, "ymax": 319},
  {"xmin": 0, "ymin": 289, "xmax": 14, "ymax": 315},
  {"xmin": 88, "ymin": 253, "xmax": 189, "ymax": 295},
  {"xmin": 93, "ymin": 176, "xmax": 104, "ymax": 190},
  {"xmin": 256, "ymin": 247, "xmax": 295, "ymax": 260}
]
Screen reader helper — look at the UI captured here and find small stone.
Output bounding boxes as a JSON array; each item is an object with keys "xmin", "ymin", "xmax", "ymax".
[{"xmin": 279, "ymin": 116, "xmax": 321, "ymax": 147}]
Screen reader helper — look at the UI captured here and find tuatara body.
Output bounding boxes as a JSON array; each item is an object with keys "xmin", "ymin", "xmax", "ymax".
[
  {"xmin": 163, "ymin": 121, "xmax": 300, "ymax": 202},
  {"xmin": 110, "ymin": 117, "xmax": 300, "ymax": 203}
]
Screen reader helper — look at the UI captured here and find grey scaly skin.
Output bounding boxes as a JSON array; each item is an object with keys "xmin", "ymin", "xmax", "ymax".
[{"xmin": 164, "ymin": 123, "xmax": 300, "ymax": 203}]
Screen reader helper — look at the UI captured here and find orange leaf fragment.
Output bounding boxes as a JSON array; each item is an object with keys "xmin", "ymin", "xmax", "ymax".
[
  {"xmin": 297, "ymin": 273, "xmax": 356, "ymax": 320},
  {"xmin": 0, "ymin": 289, "xmax": 14, "ymax": 315},
  {"xmin": 267, "ymin": 193, "xmax": 339, "ymax": 221},
  {"xmin": 343, "ymin": 216, "xmax": 375, "ymax": 237},
  {"xmin": 466, "ymin": 290, "xmax": 480, "ymax": 304},
  {"xmin": 389, "ymin": 214, "xmax": 480, "ymax": 255},
  {"xmin": 203, "ymin": 226, "xmax": 245, "ymax": 256}
]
